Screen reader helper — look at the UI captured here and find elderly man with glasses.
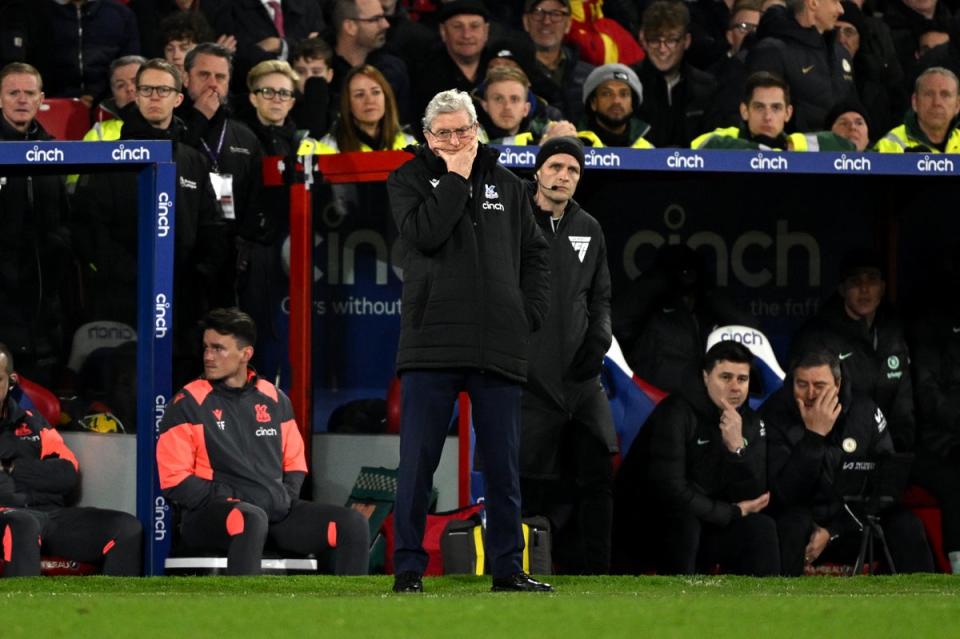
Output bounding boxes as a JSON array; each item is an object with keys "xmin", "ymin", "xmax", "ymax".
[
  {"xmin": 522, "ymin": 0, "xmax": 594, "ymax": 124},
  {"xmin": 387, "ymin": 89, "xmax": 551, "ymax": 594}
]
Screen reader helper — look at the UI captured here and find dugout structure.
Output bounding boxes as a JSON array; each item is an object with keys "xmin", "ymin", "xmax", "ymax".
[
  {"xmin": 0, "ymin": 140, "xmax": 175, "ymax": 575},
  {"xmin": 4, "ymin": 143, "xmax": 958, "ymax": 576}
]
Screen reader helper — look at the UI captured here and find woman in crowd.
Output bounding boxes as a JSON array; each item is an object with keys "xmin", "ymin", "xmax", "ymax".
[{"xmin": 300, "ymin": 65, "xmax": 415, "ymax": 154}]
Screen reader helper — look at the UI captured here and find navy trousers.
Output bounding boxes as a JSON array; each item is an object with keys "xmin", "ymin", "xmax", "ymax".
[{"xmin": 393, "ymin": 369, "xmax": 524, "ymax": 578}]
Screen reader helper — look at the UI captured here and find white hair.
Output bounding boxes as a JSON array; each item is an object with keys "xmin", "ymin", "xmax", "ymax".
[{"xmin": 422, "ymin": 89, "xmax": 477, "ymax": 132}]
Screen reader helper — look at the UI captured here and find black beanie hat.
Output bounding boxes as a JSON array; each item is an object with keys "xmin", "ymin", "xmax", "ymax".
[
  {"xmin": 535, "ymin": 136, "xmax": 585, "ymax": 172},
  {"xmin": 838, "ymin": 1, "xmax": 867, "ymax": 41}
]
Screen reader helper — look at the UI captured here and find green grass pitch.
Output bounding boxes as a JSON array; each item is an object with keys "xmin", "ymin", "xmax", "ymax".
[{"xmin": 0, "ymin": 575, "xmax": 958, "ymax": 638}]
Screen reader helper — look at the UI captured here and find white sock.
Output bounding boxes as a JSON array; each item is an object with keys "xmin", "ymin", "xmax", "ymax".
[{"xmin": 948, "ymin": 551, "xmax": 960, "ymax": 575}]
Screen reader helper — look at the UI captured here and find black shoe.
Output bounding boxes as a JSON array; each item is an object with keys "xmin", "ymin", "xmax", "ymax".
[
  {"xmin": 393, "ymin": 571, "xmax": 423, "ymax": 593},
  {"xmin": 491, "ymin": 572, "xmax": 553, "ymax": 592}
]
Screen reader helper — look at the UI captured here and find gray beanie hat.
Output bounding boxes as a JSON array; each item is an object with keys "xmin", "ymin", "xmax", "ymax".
[{"xmin": 581, "ymin": 63, "xmax": 643, "ymax": 106}]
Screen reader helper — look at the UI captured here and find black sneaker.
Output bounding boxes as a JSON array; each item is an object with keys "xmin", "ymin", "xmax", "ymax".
[
  {"xmin": 491, "ymin": 572, "xmax": 553, "ymax": 592},
  {"xmin": 393, "ymin": 571, "xmax": 423, "ymax": 593}
]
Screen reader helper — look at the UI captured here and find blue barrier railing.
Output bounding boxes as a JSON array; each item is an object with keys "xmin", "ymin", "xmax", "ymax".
[{"xmin": 0, "ymin": 140, "xmax": 175, "ymax": 576}]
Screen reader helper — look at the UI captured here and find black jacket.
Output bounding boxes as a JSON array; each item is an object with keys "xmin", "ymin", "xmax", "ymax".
[
  {"xmin": 760, "ymin": 381, "xmax": 895, "ymax": 536},
  {"xmin": 157, "ymin": 372, "xmax": 306, "ymax": 522},
  {"xmin": 634, "ymin": 59, "xmax": 719, "ymax": 148},
  {"xmin": 883, "ymin": 0, "xmax": 954, "ymax": 83},
  {"xmin": 909, "ymin": 305, "xmax": 960, "ymax": 458},
  {"xmin": 208, "ymin": 0, "xmax": 324, "ymax": 95},
  {"xmin": 387, "ymin": 144, "xmax": 550, "ymax": 383},
  {"xmin": 179, "ymin": 105, "xmax": 265, "ymax": 244},
  {"xmin": 747, "ymin": 5, "xmax": 856, "ymax": 132},
  {"xmin": 0, "ymin": 396, "xmax": 79, "ymax": 511},
  {"xmin": 612, "ymin": 271, "xmax": 756, "ymax": 394},
  {"xmin": 791, "ymin": 296, "xmax": 915, "ymax": 452},
  {"xmin": 617, "ymin": 380, "xmax": 768, "ymax": 526},
  {"xmin": 528, "ymin": 44, "xmax": 595, "ymax": 125},
  {"xmin": 31, "ymin": 0, "xmax": 140, "ymax": 101},
  {"xmin": 0, "ymin": 117, "xmax": 70, "ymax": 363},
  {"xmin": 243, "ymin": 115, "xmax": 301, "ymax": 243},
  {"xmin": 72, "ymin": 106, "xmax": 225, "ymax": 328},
  {"xmin": 521, "ymin": 185, "xmax": 617, "ymax": 470},
  {"xmin": 410, "ymin": 45, "xmax": 492, "ymax": 125}
]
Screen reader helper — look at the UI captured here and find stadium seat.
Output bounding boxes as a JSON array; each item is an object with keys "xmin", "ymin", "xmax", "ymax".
[
  {"xmin": 902, "ymin": 484, "xmax": 951, "ymax": 573},
  {"xmin": 706, "ymin": 325, "xmax": 785, "ymax": 409},
  {"xmin": 604, "ymin": 336, "xmax": 666, "ymax": 461},
  {"xmin": 16, "ymin": 374, "xmax": 61, "ymax": 427},
  {"xmin": 67, "ymin": 321, "xmax": 137, "ymax": 373},
  {"xmin": 35, "ymin": 98, "xmax": 90, "ymax": 141}
]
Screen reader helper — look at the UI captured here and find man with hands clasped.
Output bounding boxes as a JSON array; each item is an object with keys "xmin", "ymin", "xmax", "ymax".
[
  {"xmin": 760, "ymin": 350, "xmax": 934, "ymax": 575},
  {"xmin": 612, "ymin": 341, "xmax": 780, "ymax": 575}
]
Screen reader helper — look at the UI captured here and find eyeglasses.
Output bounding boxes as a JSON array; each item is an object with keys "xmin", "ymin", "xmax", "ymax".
[
  {"xmin": 836, "ymin": 25, "xmax": 858, "ymax": 38},
  {"xmin": 254, "ymin": 87, "xmax": 295, "ymax": 101},
  {"xmin": 645, "ymin": 35, "xmax": 684, "ymax": 49},
  {"xmin": 136, "ymin": 85, "xmax": 178, "ymax": 97},
  {"xmin": 425, "ymin": 124, "xmax": 477, "ymax": 141},
  {"xmin": 527, "ymin": 8, "xmax": 570, "ymax": 22},
  {"xmin": 730, "ymin": 21, "xmax": 758, "ymax": 33},
  {"xmin": 350, "ymin": 13, "xmax": 388, "ymax": 24}
]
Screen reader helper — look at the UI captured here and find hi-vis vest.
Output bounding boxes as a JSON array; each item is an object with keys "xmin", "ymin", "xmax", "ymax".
[
  {"xmin": 874, "ymin": 124, "xmax": 960, "ymax": 153},
  {"xmin": 576, "ymin": 129, "xmax": 654, "ymax": 148},
  {"xmin": 297, "ymin": 131, "xmax": 416, "ymax": 155},
  {"xmin": 691, "ymin": 126, "xmax": 839, "ymax": 151}
]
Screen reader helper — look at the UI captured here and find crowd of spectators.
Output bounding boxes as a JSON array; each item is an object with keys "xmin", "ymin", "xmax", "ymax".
[
  {"xmin": 2, "ymin": 0, "xmax": 960, "ymax": 577},
  {"xmin": 5, "ymin": 0, "xmax": 960, "ymax": 151}
]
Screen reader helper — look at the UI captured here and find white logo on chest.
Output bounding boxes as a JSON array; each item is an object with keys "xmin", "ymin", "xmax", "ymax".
[{"xmin": 568, "ymin": 236, "xmax": 591, "ymax": 262}]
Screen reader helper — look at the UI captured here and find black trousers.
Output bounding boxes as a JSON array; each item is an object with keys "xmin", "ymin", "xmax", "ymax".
[
  {"xmin": 394, "ymin": 369, "xmax": 524, "ymax": 579},
  {"xmin": 912, "ymin": 450, "xmax": 960, "ymax": 556},
  {"xmin": 520, "ymin": 426, "xmax": 614, "ymax": 574},
  {"xmin": 645, "ymin": 510, "xmax": 781, "ymax": 576},
  {"xmin": 776, "ymin": 505, "xmax": 935, "ymax": 575},
  {"xmin": 179, "ymin": 499, "xmax": 370, "ymax": 576},
  {"xmin": 0, "ymin": 506, "xmax": 142, "ymax": 577}
]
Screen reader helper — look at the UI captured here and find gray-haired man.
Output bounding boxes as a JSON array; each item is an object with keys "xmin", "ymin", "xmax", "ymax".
[{"xmin": 387, "ymin": 89, "xmax": 551, "ymax": 593}]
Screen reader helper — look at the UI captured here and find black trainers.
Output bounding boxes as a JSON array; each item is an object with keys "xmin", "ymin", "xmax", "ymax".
[
  {"xmin": 393, "ymin": 571, "xmax": 423, "ymax": 593},
  {"xmin": 491, "ymin": 572, "xmax": 553, "ymax": 592}
]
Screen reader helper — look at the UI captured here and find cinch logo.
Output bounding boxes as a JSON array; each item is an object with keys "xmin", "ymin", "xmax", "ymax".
[
  {"xmin": 111, "ymin": 144, "xmax": 151, "ymax": 161},
  {"xmin": 482, "ymin": 200, "xmax": 505, "ymax": 211},
  {"xmin": 498, "ymin": 148, "xmax": 536, "ymax": 166},
  {"xmin": 87, "ymin": 324, "xmax": 135, "ymax": 341},
  {"xmin": 720, "ymin": 330, "xmax": 765, "ymax": 346},
  {"xmin": 255, "ymin": 426, "xmax": 278, "ymax": 437},
  {"xmin": 917, "ymin": 155, "xmax": 954, "ymax": 173},
  {"xmin": 750, "ymin": 153, "xmax": 788, "ymax": 171},
  {"xmin": 255, "ymin": 404, "xmax": 271, "ymax": 423},
  {"xmin": 667, "ymin": 152, "xmax": 704, "ymax": 169},
  {"xmin": 157, "ymin": 192, "xmax": 172, "ymax": 238},
  {"xmin": 154, "ymin": 293, "xmax": 170, "ymax": 339},
  {"xmin": 154, "ymin": 496, "xmax": 169, "ymax": 541},
  {"xmin": 622, "ymin": 206, "xmax": 820, "ymax": 287},
  {"xmin": 585, "ymin": 149, "xmax": 621, "ymax": 168},
  {"xmin": 833, "ymin": 154, "xmax": 872, "ymax": 172},
  {"xmin": 155, "ymin": 394, "xmax": 166, "ymax": 435},
  {"xmin": 24, "ymin": 145, "xmax": 64, "ymax": 163}
]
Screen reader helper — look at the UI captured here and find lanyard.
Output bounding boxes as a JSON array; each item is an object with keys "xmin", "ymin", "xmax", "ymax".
[{"xmin": 200, "ymin": 121, "xmax": 228, "ymax": 170}]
